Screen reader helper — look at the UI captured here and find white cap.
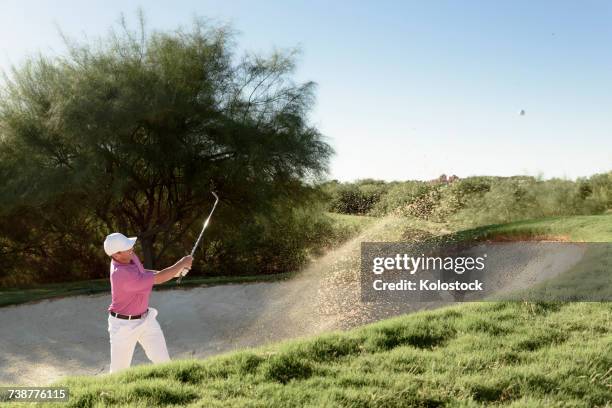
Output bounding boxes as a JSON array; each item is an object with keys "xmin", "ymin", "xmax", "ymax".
[{"xmin": 103, "ymin": 232, "xmax": 137, "ymax": 256}]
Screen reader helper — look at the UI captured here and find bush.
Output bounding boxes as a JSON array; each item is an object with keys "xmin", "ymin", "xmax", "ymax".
[
  {"xmin": 370, "ymin": 181, "xmax": 428, "ymax": 216},
  {"xmin": 322, "ymin": 172, "xmax": 612, "ymax": 227},
  {"xmin": 583, "ymin": 172, "xmax": 612, "ymax": 212},
  {"xmin": 322, "ymin": 180, "xmax": 389, "ymax": 215},
  {"xmin": 452, "ymin": 174, "xmax": 612, "ymax": 227}
]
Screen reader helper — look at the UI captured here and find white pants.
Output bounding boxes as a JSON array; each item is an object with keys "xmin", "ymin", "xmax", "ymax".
[{"xmin": 108, "ymin": 307, "xmax": 170, "ymax": 373}]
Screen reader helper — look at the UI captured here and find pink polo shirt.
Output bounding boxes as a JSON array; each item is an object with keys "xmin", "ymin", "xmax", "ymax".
[{"xmin": 108, "ymin": 254, "xmax": 155, "ymax": 316}]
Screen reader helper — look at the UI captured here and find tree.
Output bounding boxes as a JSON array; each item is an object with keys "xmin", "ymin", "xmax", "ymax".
[{"xmin": 0, "ymin": 13, "xmax": 333, "ymax": 269}]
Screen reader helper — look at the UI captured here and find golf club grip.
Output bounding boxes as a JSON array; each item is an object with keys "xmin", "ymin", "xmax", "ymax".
[{"xmin": 176, "ymin": 266, "xmax": 189, "ymax": 284}]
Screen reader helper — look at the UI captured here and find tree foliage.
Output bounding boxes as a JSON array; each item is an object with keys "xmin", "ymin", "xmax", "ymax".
[{"xmin": 0, "ymin": 13, "xmax": 332, "ymax": 281}]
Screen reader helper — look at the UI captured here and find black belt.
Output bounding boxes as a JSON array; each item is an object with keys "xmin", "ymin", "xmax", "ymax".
[{"xmin": 109, "ymin": 309, "xmax": 148, "ymax": 320}]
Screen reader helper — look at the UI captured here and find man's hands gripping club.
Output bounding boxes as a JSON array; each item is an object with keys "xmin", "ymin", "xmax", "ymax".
[
  {"xmin": 152, "ymin": 256, "xmax": 193, "ymax": 285},
  {"xmin": 174, "ymin": 256, "xmax": 193, "ymax": 278}
]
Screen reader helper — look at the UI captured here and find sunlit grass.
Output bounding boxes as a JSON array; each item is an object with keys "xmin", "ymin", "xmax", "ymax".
[
  {"xmin": 23, "ymin": 302, "xmax": 611, "ymax": 407},
  {"xmin": 444, "ymin": 214, "xmax": 612, "ymax": 243}
]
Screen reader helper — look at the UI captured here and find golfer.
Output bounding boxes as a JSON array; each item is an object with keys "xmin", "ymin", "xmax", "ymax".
[{"xmin": 104, "ymin": 232, "xmax": 193, "ymax": 373}]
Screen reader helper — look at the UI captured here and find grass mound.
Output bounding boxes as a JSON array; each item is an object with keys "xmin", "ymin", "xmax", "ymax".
[
  {"xmin": 28, "ymin": 302, "xmax": 611, "ymax": 407},
  {"xmin": 443, "ymin": 214, "xmax": 612, "ymax": 243}
]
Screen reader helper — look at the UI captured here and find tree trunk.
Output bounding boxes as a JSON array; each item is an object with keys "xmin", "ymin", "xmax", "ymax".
[{"xmin": 140, "ymin": 236, "xmax": 155, "ymax": 269}]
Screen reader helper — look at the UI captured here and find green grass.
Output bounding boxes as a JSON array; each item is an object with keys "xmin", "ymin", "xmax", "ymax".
[
  {"xmin": 326, "ymin": 211, "xmax": 377, "ymax": 226},
  {"xmin": 444, "ymin": 214, "xmax": 612, "ymax": 243},
  {"xmin": 325, "ymin": 212, "xmax": 378, "ymax": 242},
  {"xmin": 20, "ymin": 302, "xmax": 611, "ymax": 407}
]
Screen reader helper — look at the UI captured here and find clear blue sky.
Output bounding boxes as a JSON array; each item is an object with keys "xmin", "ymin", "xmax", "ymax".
[{"xmin": 1, "ymin": 0, "xmax": 611, "ymax": 181}]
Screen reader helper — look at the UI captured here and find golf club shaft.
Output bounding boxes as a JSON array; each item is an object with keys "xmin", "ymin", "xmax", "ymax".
[{"xmin": 177, "ymin": 192, "xmax": 219, "ymax": 283}]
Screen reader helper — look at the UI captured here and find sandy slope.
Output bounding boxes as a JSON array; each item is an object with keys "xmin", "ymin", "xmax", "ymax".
[{"xmin": 0, "ymin": 217, "xmax": 586, "ymax": 385}]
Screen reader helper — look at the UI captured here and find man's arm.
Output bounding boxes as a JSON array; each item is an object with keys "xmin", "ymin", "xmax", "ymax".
[{"xmin": 152, "ymin": 256, "xmax": 193, "ymax": 285}]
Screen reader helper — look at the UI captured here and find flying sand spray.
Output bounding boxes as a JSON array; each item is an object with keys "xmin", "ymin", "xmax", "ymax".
[{"xmin": 177, "ymin": 192, "xmax": 220, "ymax": 284}]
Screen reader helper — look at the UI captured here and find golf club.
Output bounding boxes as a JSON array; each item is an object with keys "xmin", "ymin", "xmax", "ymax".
[{"xmin": 177, "ymin": 191, "xmax": 219, "ymax": 284}]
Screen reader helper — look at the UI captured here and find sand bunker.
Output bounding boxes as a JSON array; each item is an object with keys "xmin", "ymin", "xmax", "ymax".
[{"xmin": 0, "ymin": 217, "xmax": 586, "ymax": 385}]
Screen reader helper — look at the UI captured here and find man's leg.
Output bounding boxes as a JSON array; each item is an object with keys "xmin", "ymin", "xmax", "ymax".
[
  {"xmin": 109, "ymin": 321, "xmax": 138, "ymax": 373},
  {"xmin": 138, "ymin": 314, "xmax": 170, "ymax": 364}
]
